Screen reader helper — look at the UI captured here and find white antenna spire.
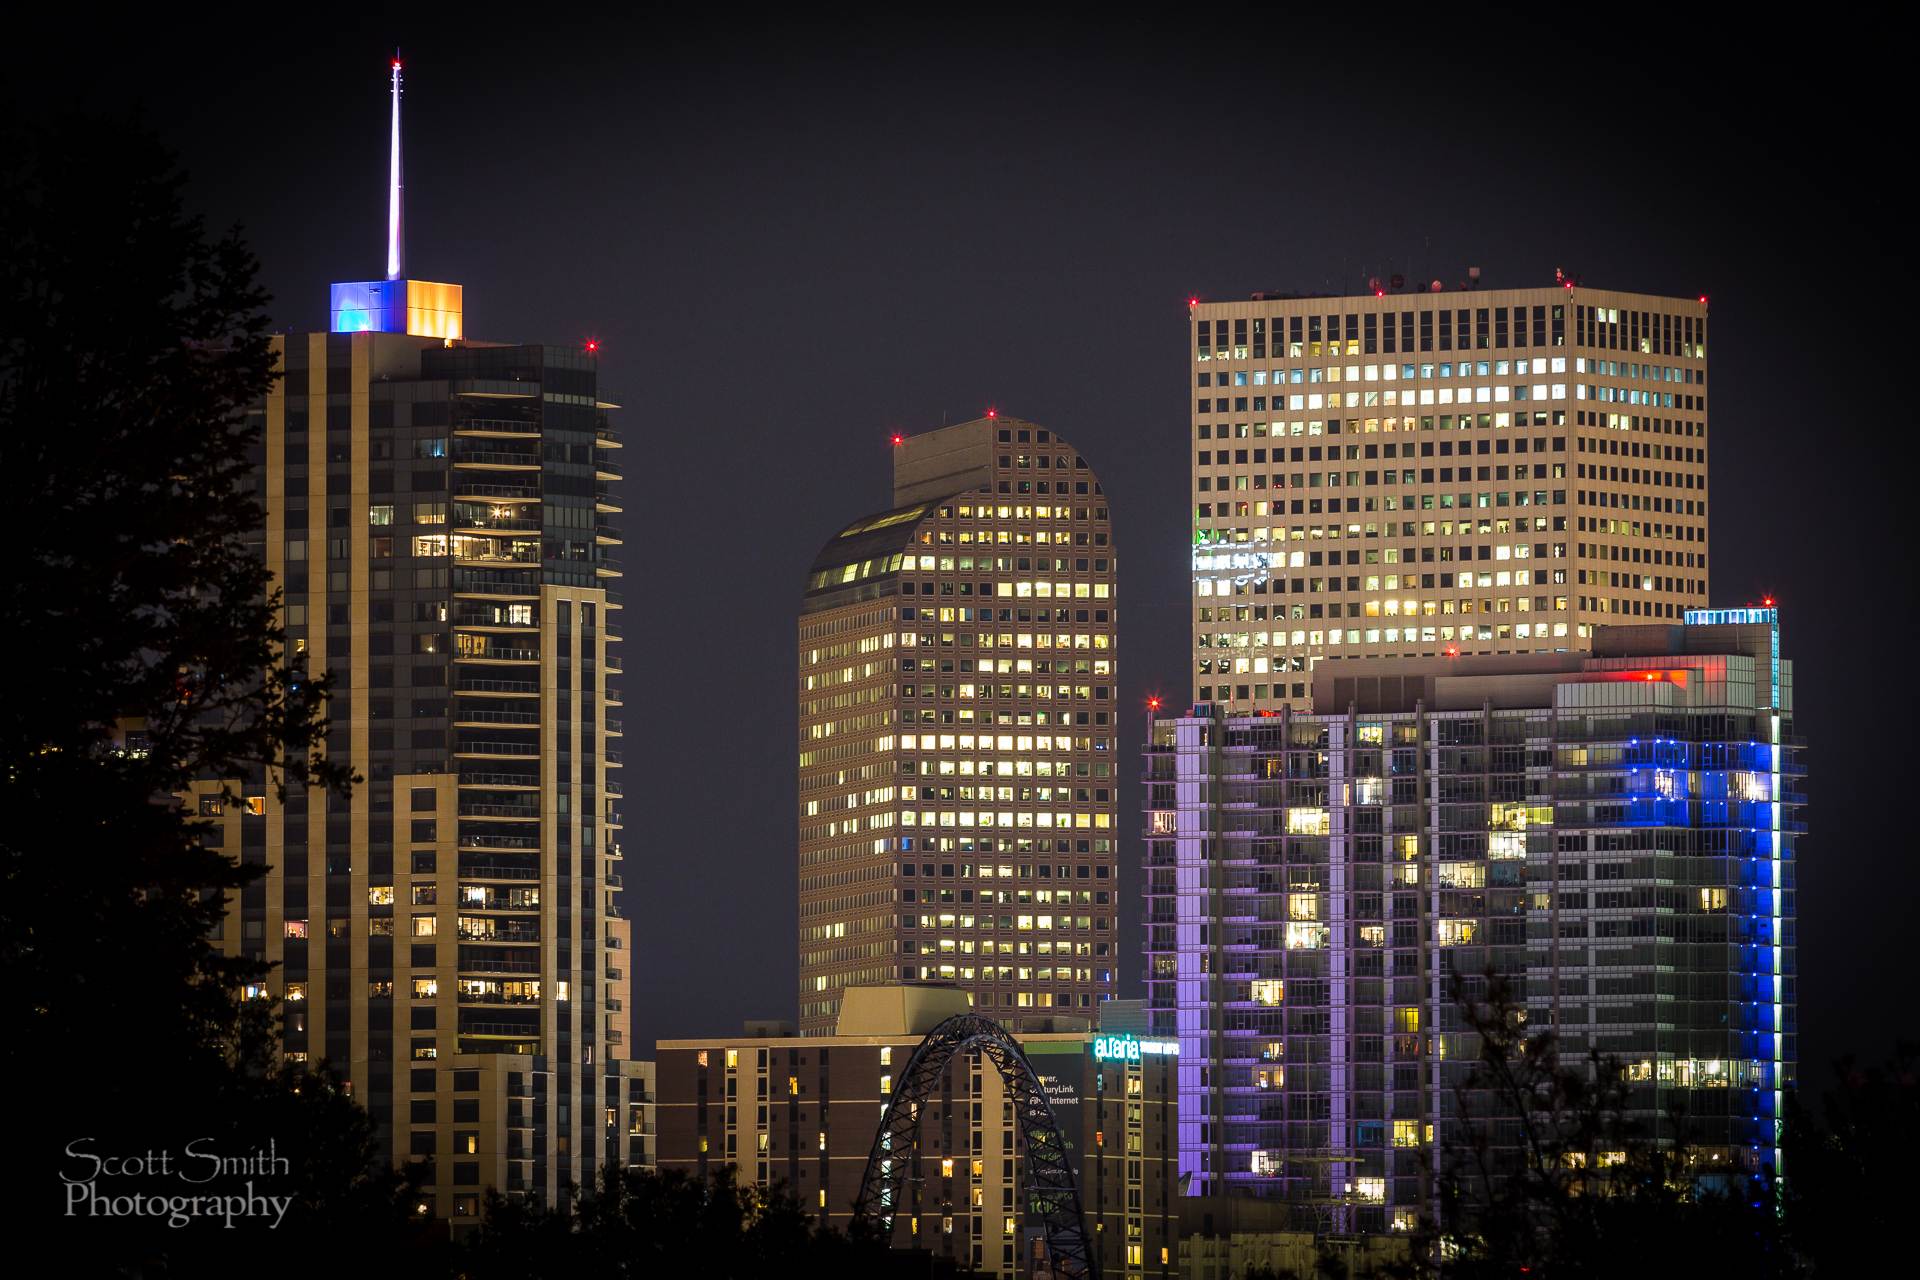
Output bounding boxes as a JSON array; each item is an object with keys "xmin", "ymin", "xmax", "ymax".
[{"xmin": 386, "ymin": 51, "xmax": 404, "ymax": 281}]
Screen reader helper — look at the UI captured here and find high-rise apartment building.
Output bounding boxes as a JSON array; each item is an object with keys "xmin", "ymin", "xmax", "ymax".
[
  {"xmin": 188, "ymin": 61, "xmax": 646, "ymax": 1224},
  {"xmin": 797, "ymin": 417, "xmax": 1120, "ymax": 1034},
  {"xmin": 1142, "ymin": 611, "xmax": 1797, "ymax": 1228},
  {"xmin": 1189, "ymin": 283, "xmax": 1710, "ymax": 709}
]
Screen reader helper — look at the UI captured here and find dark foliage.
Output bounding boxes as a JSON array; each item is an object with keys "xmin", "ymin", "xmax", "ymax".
[
  {"xmin": 452, "ymin": 1163, "xmax": 893, "ymax": 1279},
  {"xmin": 1435, "ymin": 972, "xmax": 1794, "ymax": 1277},
  {"xmin": 1781, "ymin": 1041, "xmax": 1918, "ymax": 1276},
  {"xmin": 2, "ymin": 112, "xmax": 419, "ymax": 1272}
]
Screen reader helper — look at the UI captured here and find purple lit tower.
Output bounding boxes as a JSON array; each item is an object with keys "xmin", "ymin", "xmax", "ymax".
[{"xmin": 1141, "ymin": 612, "xmax": 1798, "ymax": 1231}]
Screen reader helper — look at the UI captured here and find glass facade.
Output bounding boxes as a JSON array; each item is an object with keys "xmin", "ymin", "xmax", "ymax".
[{"xmin": 1141, "ymin": 616, "xmax": 1798, "ymax": 1231}]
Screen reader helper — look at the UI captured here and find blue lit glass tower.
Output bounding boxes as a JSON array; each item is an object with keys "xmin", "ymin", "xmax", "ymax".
[{"xmin": 1140, "ymin": 611, "xmax": 1799, "ymax": 1230}]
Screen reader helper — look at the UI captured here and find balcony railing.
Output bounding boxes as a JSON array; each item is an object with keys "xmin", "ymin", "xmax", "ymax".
[
  {"xmin": 454, "ymin": 574, "xmax": 541, "ymax": 597},
  {"xmin": 454, "ymin": 450, "xmax": 540, "ymax": 467},
  {"xmin": 455, "ymin": 515, "xmax": 542, "ymax": 533},
  {"xmin": 458, "ymin": 862, "xmax": 539, "ymax": 880},
  {"xmin": 460, "ymin": 956, "xmax": 540, "ymax": 974},
  {"xmin": 456, "ymin": 741, "xmax": 541, "ymax": 757},
  {"xmin": 453, "ymin": 611, "xmax": 538, "ymax": 630},
  {"xmin": 457, "ymin": 679, "xmax": 539, "ymax": 695},
  {"xmin": 460, "ymin": 832, "xmax": 539, "ymax": 850},
  {"xmin": 459, "ymin": 771, "xmax": 538, "ymax": 789},
  {"xmin": 459, "ymin": 418, "xmax": 540, "ymax": 435},
  {"xmin": 454, "ymin": 709, "xmax": 539, "ymax": 726},
  {"xmin": 454, "ymin": 482, "xmax": 540, "ymax": 500},
  {"xmin": 458, "ymin": 647, "xmax": 539, "ymax": 662},
  {"xmin": 459, "ymin": 1021, "xmax": 543, "ymax": 1037},
  {"xmin": 459, "ymin": 803, "xmax": 540, "ymax": 819}
]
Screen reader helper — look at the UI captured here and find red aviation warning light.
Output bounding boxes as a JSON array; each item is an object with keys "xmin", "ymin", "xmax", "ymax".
[
  {"xmin": 1187, "ymin": 296, "xmax": 1200, "ymax": 308},
  {"xmin": 985, "ymin": 407, "xmax": 997, "ymax": 419},
  {"xmin": 891, "ymin": 432, "xmax": 904, "ymax": 446},
  {"xmin": 1443, "ymin": 644, "xmax": 1460, "ymax": 658},
  {"xmin": 1146, "ymin": 695, "xmax": 1162, "ymax": 714},
  {"xmin": 584, "ymin": 339, "xmax": 600, "ymax": 354},
  {"xmin": 1762, "ymin": 595, "xmax": 1775, "ymax": 607}
]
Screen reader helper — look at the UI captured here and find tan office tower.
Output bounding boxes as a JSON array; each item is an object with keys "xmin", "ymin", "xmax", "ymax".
[
  {"xmin": 1188, "ymin": 282, "xmax": 1710, "ymax": 709},
  {"xmin": 798, "ymin": 417, "xmax": 1119, "ymax": 1034}
]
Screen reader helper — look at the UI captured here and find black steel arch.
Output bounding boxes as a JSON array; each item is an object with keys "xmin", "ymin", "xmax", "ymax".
[{"xmin": 854, "ymin": 1012, "xmax": 1100, "ymax": 1280}]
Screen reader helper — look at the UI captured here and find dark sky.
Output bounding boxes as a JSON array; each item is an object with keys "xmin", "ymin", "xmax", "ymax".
[{"xmin": 18, "ymin": 16, "xmax": 1910, "ymax": 1080}]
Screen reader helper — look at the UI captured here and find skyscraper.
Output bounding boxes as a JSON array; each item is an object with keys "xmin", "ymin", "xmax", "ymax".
[
  {"xmin": 797, "ymin": 417, "xmax": 1119, "ymax": 1034},
  {"xmin": 1188, "ymin": 283, "xmax": 1710, "ymax": 710},
  {"xmin": 189, "ymin": 58, "xmax": 646, "ymax": 1224},
  {"xmin": 1141, "ymin": 610, "xmax": 1798, "ymax": 1227}
]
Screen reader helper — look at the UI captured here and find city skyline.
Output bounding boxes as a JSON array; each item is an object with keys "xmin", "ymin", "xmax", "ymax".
[{"xmin": 12, "ymin": 14, "xmax": 1909, "ymax": 1116}]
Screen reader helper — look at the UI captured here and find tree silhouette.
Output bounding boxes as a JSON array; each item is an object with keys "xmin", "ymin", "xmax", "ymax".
[
  {"xmin": 1436, "ymin": 972, "xmax": 1794, "ymax": 1277},
  {"xmin": 3, "ymin": 111, "xmax": 417, "ymax": 1271},
  {"xmin": 456, "ymin": 1163, "xmax": 894, "ymax": 1279}
]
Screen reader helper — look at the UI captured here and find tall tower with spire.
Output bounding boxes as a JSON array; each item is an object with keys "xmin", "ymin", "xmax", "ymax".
[
  {"xmin": 329, "ymin": 53, "xmax": 461, "ymax": 337},
  {"xmin": 199, "ymin": 53, "xmax": 648, "ymax": 1227}
]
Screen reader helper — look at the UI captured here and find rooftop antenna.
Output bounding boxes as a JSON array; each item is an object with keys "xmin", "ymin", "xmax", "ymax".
[{"xmin": 387, "ymin": 50, "xmax": 404, "ymax": 281}]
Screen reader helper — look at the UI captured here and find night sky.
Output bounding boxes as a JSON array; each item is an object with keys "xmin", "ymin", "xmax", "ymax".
[{"xmin": 18, "ymin": 17, "xmax": 1910, "ymax": 1080}]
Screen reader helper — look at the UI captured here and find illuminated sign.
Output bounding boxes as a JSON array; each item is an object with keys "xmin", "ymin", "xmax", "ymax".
[
  {"xmin": 1090, "ymin": 1034, "xmax": 1177, "ymax": 1062},
  {"xmin": 1190, "ymin": 544, "xmax": 1278, "ymax": 587}
]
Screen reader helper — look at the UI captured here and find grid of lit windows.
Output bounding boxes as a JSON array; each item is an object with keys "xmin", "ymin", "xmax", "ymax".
[
  {"xmin": 1190, "ymin": 287, "xmax": 1709, "ymax": 710},
  {"xmin": 1143, "ymin": 618, "xmax": 1797, "ymax": 1233},
  {"xmin": 799, "ymin": 419, "xmax": 1118, "ymax": 1032}
]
